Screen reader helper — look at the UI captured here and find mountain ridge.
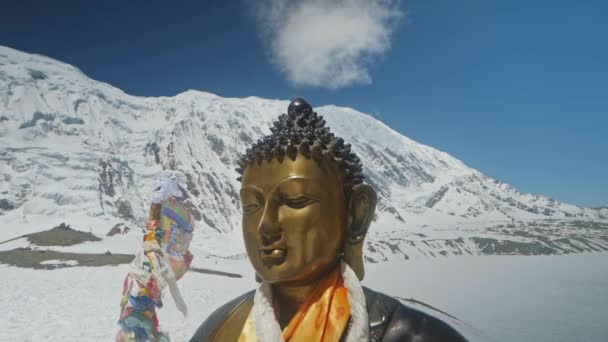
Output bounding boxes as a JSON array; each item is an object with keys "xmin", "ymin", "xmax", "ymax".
[{"xmin": 1, "ymin": 45, "xmax": 607, "ymax": 260}]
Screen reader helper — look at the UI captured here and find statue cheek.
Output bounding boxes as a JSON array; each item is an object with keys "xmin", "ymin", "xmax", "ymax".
[
  {"xmin": 242, "ymin": 231, "xmax": 258, "ymax": 258},
  {"xmin": 242, "ymin": 218, "xmax": 257, "ymax": 237},
  {"xmin": 278, "ymin": 204, "xmax": 321, "ymax": 231},
  {"xmin": 242, "ymin": 220, "xmax": 261, "ymax": 255}
]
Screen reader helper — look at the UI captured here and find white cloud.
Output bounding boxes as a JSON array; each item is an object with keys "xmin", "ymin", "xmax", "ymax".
[{"xmin": 250, "ymin": 0, "xmax": 403, "ymax": 89}]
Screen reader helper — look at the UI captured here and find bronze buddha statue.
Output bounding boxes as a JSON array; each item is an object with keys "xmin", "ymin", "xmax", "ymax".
[{"xmin": 191, "ymin": 98, "xmax": 467, "ymax": 342}]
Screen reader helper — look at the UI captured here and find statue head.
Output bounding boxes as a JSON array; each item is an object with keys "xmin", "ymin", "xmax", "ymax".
[{"xmin": 236, "ymin": 98, "xmax": 377, "ymax": 284}]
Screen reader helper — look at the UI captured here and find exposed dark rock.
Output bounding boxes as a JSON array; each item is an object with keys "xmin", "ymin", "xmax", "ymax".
[
  {"xmin": 19, "ymin": 112, "xmax": 55, "ymax": 129},
  {"xmin": 385, "ymin": 241, "xmax": 408, "ymax": 259},
  {"xmin": 98, "ymin": 159, "xmax": 116, "ymax": 197},
  {"xmin": 472, "ymin": 237, "xmax": 558, "ymax": 255},
  {"xmin": 384, "ymin": 205, "xmax": 405, "ymax": 222},
  {"xmin": 115, "ymin": 198, "xmax": 134, "ymax": 220},
  {"xmin": 542, "ymin": 208, "xmax": 555, "ymax": 216},
  {"xmin": 510, "ymin": 229, "xmax": 538, "ymax": 238},
  {"xmin": 227, "ymin": 118, "xmax": 242, "ymax": 129},
  {"xmin": 569, "ymin": 220, "xmax": 608, "ymax": 230},
  {"xmin": 204, "ymin": 172, "xmax": 222, "ymax": 195},
  {"xmin": 28, "ymin": 69, "xmax": 48, "ymax": 80},
  {"xmin": 364, "ymin": 255, "xmax": 379, "ymax": 263},
  {"xmin": 207, "ymin": 134, "xmax": 225, "ymax": 155},
  {"xmin": 202, "ymin": 213, "xmax": 220, "ymax": 233},
  {"xmin": 27, "ymin": 223, "xmax": 101, "ymax": 246},
  {"xmin": 0, "ymin": 199, "xmax": 15, "ymax": 210},
  {"xmin": 182, "ymin": 199, "xmax": 202, "ymax": 222},
  {"xmin": 91, "ymin": 89, "xmax": 109, "ymax": 102},
  {"xmin": 177, "ymin": 184, "xmax": 189, "ymax": 199},
  {"xmin": 220, "ymin": 155, "xmax": 232, "ymax": 165},
  {"xmin": 189, "ymin": 267, "xmax": 243, "ymax": 278},
  {"xmin": 144, "ymin": 142, "xmax": 161, "ymax": 164},
  {"xmin": 106, "ymin": 227, "xmax": 119, "ymax": 237},
  {"xmin": 569, "ymin": 237, "xmax": 603, "ymax": 252},
  {"xmin": 106, "ymin": 223, "xmax": 131, "ymax": 236},
  {"xmin": 61, "ymin": 116, "xmax": 84, "ymax": 125},
  {"xmin": 426, "ymin": 186, "xmax": 448, "ymax": 208},
  {"xmin": 166, "ymin": 142, "xmax": 177, "ymax": 170},
  {"xmin": 461, "ymin": 206, "xmax": 483, "ymax": 218},
  {"xmin": 239, "ymin": 131, "xmax": 253, "ymax": 144},
  {"xmin": 403, "ymin": 154, "xmax": 435, "ymax": 183},
  {"xmin": 72, "ymin": 99, "xmax": 87, "ymax": 112},
  {"xmin": 0, "ymin": 248, "xmax": 133, "ymax": 270},
  {"xmin": 367, "ymin": 244, "xmax": 377, "ymax": 253},
  {"xmin": 185, "ymin": 172, "xmax": 200, "ymax": 197},
  {"xmin": 552, "ymin": 238, "xmax": 585, "ymax": 252},
  {"xmin": 224, "ymin": 181, "xmax": 239, "ymax": 205}
]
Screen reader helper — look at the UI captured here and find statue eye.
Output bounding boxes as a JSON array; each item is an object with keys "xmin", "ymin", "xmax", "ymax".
[
  {"xmin": 284, "ymin": 196, "xmax": 317, "ymax": 209},
  {"xmin": 242, "ymin": 203, "xmax": 260, "ymax": 215}
]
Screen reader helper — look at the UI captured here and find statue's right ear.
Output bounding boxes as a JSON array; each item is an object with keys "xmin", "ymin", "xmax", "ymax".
[
  {"xmin": 347, "ymin": 184, "xmax": 377, "ymax": 243},
  {"xmin": 344, "ymin": 184, "xmax": 377, "ymax": 280}
]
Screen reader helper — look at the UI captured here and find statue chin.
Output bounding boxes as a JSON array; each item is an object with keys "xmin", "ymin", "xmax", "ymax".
[{"xmin": 190, "ymin": 98, "xmax": 469, "ymax": 342}]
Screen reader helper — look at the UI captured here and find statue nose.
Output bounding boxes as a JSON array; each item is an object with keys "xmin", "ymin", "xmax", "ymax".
[{"xmin": 258, "ymin": 201, "xmax": 282, "ymax": 245}]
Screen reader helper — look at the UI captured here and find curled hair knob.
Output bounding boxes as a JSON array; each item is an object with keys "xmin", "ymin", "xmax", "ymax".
[{"xmin": 288, "ymin": 97, "xmax": 313, "ymax": 116}]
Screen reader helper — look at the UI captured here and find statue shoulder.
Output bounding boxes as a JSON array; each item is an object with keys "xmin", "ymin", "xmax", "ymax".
[
  {"xmin": 363, "ymin": 287, "xmax": 468, "ymax": 342},
  {"xmin": 190, "ymin": 290, "xmax": 255, "ymax": 342}
]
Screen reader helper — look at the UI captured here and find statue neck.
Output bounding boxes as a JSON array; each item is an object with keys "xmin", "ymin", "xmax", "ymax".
[
  {"xmin": 273, "ymin": 282, "xmax": 317, "ymax": 327},
  {"xmin": 271, "ymin": 264, "xmax": 340, "ymax": 328}
]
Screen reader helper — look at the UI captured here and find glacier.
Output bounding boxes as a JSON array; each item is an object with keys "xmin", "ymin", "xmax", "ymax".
[{"xmin": 0, "ymin": 45, "xmax": 607, "ymax": 261}]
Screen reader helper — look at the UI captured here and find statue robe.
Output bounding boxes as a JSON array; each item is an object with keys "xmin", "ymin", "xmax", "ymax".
[{"xmin": 190, "ymin": 287, "xmax": 468, "ymax": 342}]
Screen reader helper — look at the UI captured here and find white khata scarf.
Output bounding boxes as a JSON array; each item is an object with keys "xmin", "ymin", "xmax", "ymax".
[{"xmin": 245, "ymin": 261, "xmax": 369, "ymax": 342}]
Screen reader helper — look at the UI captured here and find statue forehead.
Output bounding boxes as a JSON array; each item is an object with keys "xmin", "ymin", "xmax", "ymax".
[{"xmin": 241, "ymin": 156, "xmax": 341, "ymax": 190}]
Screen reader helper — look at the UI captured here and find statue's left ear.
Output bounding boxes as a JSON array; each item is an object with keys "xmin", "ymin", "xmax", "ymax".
[{"xmin": 344, "ymin": 184, "xmax": 377, "ymax": 280}]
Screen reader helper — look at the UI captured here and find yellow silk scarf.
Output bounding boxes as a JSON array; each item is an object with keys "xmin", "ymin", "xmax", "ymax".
[{"xmin": 238, "ymin": 267, "xmax": 351, "ymax": 342}]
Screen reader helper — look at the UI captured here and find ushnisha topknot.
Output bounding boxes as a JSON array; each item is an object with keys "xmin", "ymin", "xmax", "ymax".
[{"xmin": 235, "ymin": 97, "xmax": 365, "ymax": 196}]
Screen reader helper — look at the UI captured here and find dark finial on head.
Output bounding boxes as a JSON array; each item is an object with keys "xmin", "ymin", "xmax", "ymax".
[{"xmin": 288, "ymin": 97, "xmax": 313, "ymax": 116}]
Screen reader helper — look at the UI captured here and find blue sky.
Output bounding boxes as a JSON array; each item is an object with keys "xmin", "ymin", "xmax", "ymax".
[{"xmin": 1, "ymin": 0, "xmax": 606, "ymax": 206}]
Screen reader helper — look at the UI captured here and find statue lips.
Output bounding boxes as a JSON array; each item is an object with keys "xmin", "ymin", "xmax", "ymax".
[{"xmin": 259, "ymin": 240, "xmax": 287, "ymax": 266}]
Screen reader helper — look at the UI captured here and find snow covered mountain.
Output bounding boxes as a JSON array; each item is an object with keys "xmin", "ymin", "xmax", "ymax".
[{"xmin": 1, "ymin": 45, "xmax": 607, "ymax": 261}]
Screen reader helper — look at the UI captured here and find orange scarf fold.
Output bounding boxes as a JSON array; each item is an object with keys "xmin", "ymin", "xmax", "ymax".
[{"xmin": 239, "ymin": 267, "xmax": 350, "ymax": 342}]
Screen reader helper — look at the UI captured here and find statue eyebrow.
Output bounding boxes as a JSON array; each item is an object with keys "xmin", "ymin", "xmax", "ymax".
[
  {"xmin": 241, "ymin": 177, "xmax": 319, "ymax": 200},
  {"xmin": 240, "ymin": 185, "xmax": 264, "ymax": 197},
  {"xmin": 278, "ymin": 176, "xmax": 309, "ymax": 183},
  {"xmin": 276, "ymin": 177, "xmax": 325, "ymax": 197},
  {"xmin": 276, "ymin": 176, "xmax": 313, "ymax": 191}
]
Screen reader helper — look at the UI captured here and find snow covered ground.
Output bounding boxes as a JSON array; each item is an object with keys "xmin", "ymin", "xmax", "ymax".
[{"xmin": 1, "ymin": 253, "xmax": 606, "ymax": 342}]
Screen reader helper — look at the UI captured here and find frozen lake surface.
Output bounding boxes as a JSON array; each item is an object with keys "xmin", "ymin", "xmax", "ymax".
[
  {"xmin": 365, "ymin": 253, "xmax": 608, "ymax": 342},
  {"xmin": 1, "ymin": 253, "xmax": 606, "ymax": 341}
]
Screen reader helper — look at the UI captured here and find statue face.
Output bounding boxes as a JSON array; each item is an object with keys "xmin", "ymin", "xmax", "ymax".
[{"xmin": 240, "ymin": 154, "xmax": 346, "ymax": 284}]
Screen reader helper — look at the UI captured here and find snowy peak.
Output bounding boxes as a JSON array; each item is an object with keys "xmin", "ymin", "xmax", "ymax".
[{"xmin": 1, "ymin": 45, "xmax": 607, "ymax": 260}]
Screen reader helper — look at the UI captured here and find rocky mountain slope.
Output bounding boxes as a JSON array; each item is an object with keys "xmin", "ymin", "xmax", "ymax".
[{"xmin": 1, "ymin": 46, "xmax": 607, "ymax": 260}]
